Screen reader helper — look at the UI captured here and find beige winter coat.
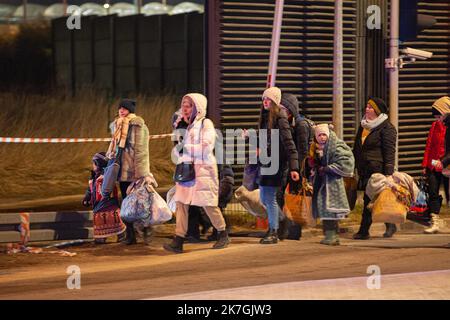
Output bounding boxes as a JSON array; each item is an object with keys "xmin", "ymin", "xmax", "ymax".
[
  {"xmin": 109, "ymin": 116, "xmax": 151, "ymax": 182},
  {"xmin": 174, "ymin": 93, "xmax": 219, "ymax": 207}
]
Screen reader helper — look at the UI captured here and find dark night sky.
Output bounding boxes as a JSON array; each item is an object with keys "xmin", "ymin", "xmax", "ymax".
[{"xmin": 0, "ymin": 0, "xmax": 204, "ymax": 6}]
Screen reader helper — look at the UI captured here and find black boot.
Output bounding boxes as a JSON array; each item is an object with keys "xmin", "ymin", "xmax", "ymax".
[
  {"xmin": 278, "ymin": 218, "xmax": 289, "ymax": 241},
  {"xmin": 353, "ymin": 232, "xmax": 370, "ymax": 240},
  {"xmin": 260, "ymin": 229, "xmax": 278, "ymax": 244},
  {"xmin": 213, "ymin": 230, "xmax": 230, "ymax": 249},
  {"xmin": 124, "ymin": 222, "xmax": 137, "ymax": 245},
  {"xmin": 383, "ymin": 223, "xmax": 397, "ymax": 238},
  {"xmin": 142, "ymin": 226, "xmax": 152, "ymax": 245},
  {"xmin": 163, "ymin": 235, "xmax": 185, "ymax": 254},
  {"xmin": 207, "ymin": 228, "xmax": 218, "ymax": 241}
]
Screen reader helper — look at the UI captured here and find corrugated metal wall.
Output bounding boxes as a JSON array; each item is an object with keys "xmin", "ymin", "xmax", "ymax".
[
  {"xmin": 212, "ymin": 0, "xmax": 450, "ymax": 181},
  {"xmin": 218, "ymin": 0, "xmax": 357, "ymax": 181},
  {"xmin": 398, "ymin": 0, "xmax": 450, "ymax": 175}
]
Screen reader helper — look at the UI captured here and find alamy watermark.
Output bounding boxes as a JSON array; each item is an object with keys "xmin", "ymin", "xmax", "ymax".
[
  {"xmin": 66, "ymin": 6, "xmax": 82, "ymax": 30},
  {"xmin": 66, "ymin": 265, "xmax": 81, "ymax": 290},
  {"xmin": 367, "ymin": 5, "xmax": 381, "ymax": 30},
  {"xmin": 366, "ymin": 265, "xmax": 381, "ymax": 290}
]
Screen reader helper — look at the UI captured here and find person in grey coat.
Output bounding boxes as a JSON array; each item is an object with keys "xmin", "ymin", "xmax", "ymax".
[{"xmin": 107, "ymin": 99, "xmax": 157, "ymax": 245}]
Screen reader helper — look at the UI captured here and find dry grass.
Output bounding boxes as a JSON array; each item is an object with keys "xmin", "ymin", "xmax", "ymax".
[{"xmin": 0, "ymin": 89, "xmax": 179, "ymax": 203}]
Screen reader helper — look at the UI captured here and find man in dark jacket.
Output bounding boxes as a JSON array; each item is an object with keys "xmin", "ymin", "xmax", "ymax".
[
  {"xmin": 352, "ymin": 97, "xmax": 398, "ymax": 239},
  {"xmin": 277, "ymin": 93, "xmax": 314, "ymax": 240}
]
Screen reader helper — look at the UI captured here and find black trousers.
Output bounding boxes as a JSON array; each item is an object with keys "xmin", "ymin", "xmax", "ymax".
[
  {"xmin": 427, "ymin": 170, "xmax": 448, "ymax": 214},
  {"xmin": 186, "ymin": 206, "xmax": 202, "ymax": 239},
  {"xmin": 119, "ymin": 181, "xmax": 132, "ymax": 200},
  {"xmin": 359, "ymin": 193, "xmax": 394, "ymax": 235}
]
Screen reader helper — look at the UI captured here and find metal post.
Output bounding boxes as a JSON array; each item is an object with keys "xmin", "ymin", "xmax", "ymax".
[
  {"xmin": 63, "ymin": 0, "xmax": 68, "ymax": 16},
  {"xmin": 135, "ymin": 0, "xmax": 142, "ymax": 14},
  {"xmin": 267, "ymin": 0, "xmax": 284, "ymax": 88},
  {"xmin": 389, "ymin": 0, "xmax": 400, "ymax": 169},
  {"xmin": 23, "ymin": 0, "xmax": 27, "ymax": 22},
  {"xmin": 332, "ymin": 0, "xmax": 344, "ymax": 139}
]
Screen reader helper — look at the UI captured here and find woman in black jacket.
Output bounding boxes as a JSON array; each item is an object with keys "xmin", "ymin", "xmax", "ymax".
[
  {"xmin": 258, "ymin": 87, "xmax": 300, "ymax": 244},
  {"xmin": 352, "ymin": 97, "xmax": 398, "ymax": 240}
]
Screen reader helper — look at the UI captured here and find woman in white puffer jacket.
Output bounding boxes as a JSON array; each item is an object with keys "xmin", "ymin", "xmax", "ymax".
[{"xmin": 164, "ymin": 93, "xmax": 229, "ymax": 253}]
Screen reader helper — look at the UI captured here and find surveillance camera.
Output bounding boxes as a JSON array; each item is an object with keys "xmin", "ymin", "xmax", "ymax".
[{"xmin": 400, "ymin": 47, "xmax": 433, "ymax": 60}]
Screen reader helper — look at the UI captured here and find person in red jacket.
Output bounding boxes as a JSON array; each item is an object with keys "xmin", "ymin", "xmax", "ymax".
[{"xmin": 421, "ymin": 96, "xmax": 450, "ymax": 234}]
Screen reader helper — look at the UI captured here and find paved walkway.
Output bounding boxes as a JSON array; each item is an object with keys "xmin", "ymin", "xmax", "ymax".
[{"xmin": 153, "ymin": 269, "xmax": 450, "ymax": 300}]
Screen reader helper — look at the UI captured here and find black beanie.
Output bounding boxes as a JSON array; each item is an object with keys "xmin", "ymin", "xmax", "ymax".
[
  {"xmin": 368, "ymin": 96, "xmax": 388, "ymax": 115},
  {"xmin": 118, "ymin": 99, "xmax": 136, "ymax": 114}
]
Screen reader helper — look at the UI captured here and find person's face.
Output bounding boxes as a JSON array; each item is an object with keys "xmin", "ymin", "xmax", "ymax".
[
  {"xmin": 317, "ymin": 133, "xmax": 328, "ymax": 144},
  {"xmin": 435, "ymin": 114, "xmax": 444, "ymax": 122},
  {"xmin": 262, "ymin": 96, "xmax": 272, "ymax": 110},
  {"xmin": 92, "ymin": 162, "xmax": 98, "ymax": 171},
  {"xmin": 365, "ymin": 104, "xmax": 378, "ymax": 120},
  {"xmin": 118, "ymin": 107, "xmax": 130, "ymax": 118},
  {"xmin": 181, "ymin": 98, "xmax": 194, "ymax": 121}
]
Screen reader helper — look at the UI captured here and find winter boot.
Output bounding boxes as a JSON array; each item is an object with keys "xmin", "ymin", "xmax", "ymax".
[
  {"xmin": 424, "ymin": 214, "xmax": 441, "ymax": 234},
  {"xmin": 383, "ymin": 223, "xmax": 397, "ymax": 238},
  {"xmin": 207, "ymin": 228, "xmax": 218, "ymax": 241},
  {"xmin": 163, "ymin": 236, "xmax": 185, "ymax": 254},
  {"xmin": 278, "ymin": 218, "xmax": 289, "ymax": 241},
  {"xmin": 320, "ymin": 230, "xmax": 340, "ymax": 245},
  {"xmin": 353, "ymin": 232, "xmax": 370, "ymax": 240},
  {"xmin": 142, "ymin": 226, "xmax": 152, "ymax": 245},
  {"xmin": 124, "ymin": 222, "xmax": 137, "ymax": 245},
  {"xmin": 260, "ymin": 229, "xmax": 279, "ymax": 244},
  {"xmin": 321, "ymin": 221, "xmax": 340, "ymax": 245},
  {"xmin": 213, "ymin": 230, "xmax": 230, "ymax": 249}
]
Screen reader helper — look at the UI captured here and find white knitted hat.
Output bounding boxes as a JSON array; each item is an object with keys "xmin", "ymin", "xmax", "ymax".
[{"xmin": 263, "ymin": 87, "xmax": 282, "ymax": 106}]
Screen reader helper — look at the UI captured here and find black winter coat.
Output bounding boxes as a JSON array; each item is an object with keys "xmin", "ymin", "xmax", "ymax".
[
  {"xmin": 258, "ymin": 109, "xmax": 299, "ymax": 187},
  {"xmin": 352, "ymin": 119, "xmax": 397, "ymax": 190}
]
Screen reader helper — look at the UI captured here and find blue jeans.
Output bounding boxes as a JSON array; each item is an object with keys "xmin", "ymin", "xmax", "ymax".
[{"xmin": 260, "ymin": 185, "xmax": 283, "ymax": 230}]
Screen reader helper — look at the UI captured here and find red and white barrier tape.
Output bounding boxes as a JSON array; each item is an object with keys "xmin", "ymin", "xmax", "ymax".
[{"xmin": 0, "ymin": 134, "xmax": 173, "ymax": 143}]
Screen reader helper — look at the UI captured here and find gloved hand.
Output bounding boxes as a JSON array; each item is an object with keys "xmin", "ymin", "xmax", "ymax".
[{"xmin": 144, "ymin": 173, "xmax": 158, "ymax": 188}]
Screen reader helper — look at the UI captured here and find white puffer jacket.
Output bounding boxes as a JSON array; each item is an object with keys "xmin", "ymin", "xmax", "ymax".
[{"xmin": 174, "ymin": 93, "xmax": 219, "ymax": 207}]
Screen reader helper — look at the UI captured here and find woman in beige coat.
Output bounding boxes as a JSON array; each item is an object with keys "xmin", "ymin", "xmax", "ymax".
[
  {"xmin": 107, "ymin": 99, "xmax": 157, "ymax": 245},
  {"xmin": 164, "ymin": 93, "xmax": 229, "ymax": 253}
]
